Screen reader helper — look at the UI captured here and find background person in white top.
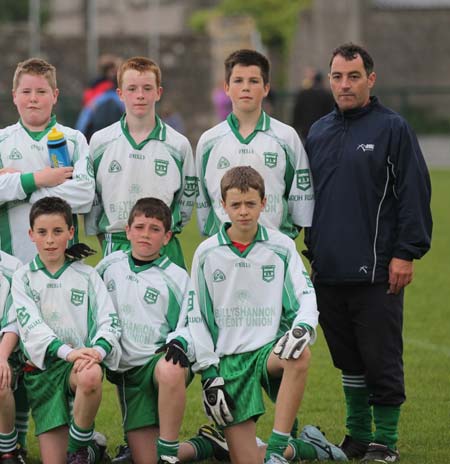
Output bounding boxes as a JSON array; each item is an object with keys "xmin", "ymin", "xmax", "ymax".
[
  {"xmin": 196, "ymin": 49, "xmax": 314, "ymax": 239},
  {"xmin": 0, "ymin": 58, "xmax": 94, "ymax": 264},
  {"xmin": 85, "ymin": 57, "xmax": 196, "ymax": 269}
]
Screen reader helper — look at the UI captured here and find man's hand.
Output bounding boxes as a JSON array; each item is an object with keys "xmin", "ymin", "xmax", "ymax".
[
  {"xmin": 273, "ymin": 326, "xmax": 310, "ymax": 360},
  {"xmin": 202, "ymin": 377, "xmax": 235, "ymax": 426},
  {"xmin": 34, "ymin": 166, "xmax": 73, "ymax": 188},
  {"xmin": 155, "ymin": 339, "xmax": 189, "ymax": 367},
  {"xmin": 388, "ymin": 258, "xmax": 413, "ymax": 294},
  {"xmin": 0, "ymin": 358, "xmax": 12, "ymax": 390}
]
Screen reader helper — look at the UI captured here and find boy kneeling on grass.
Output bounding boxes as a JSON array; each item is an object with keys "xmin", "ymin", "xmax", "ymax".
[
  {"xmin": 12, "ymin": 197, "xmax": 122, "ymax": 464},
  {"xmin": 188, "ymin": 166, "xmax": 347, "ymax": 463},
  {"xmin": 97, "ymin": 198, "xmax": 196, "ymax": 464}
]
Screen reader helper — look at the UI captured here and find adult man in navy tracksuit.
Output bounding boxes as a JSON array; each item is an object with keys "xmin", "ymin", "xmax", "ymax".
[{"xmin": 304, "ymin": 43, "xmax": 432, "ymax": 463}]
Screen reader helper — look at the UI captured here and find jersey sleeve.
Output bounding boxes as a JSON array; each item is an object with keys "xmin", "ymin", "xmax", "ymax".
[
  {"xmin": 188, "ymin": 248, "xmax": 221, "ymax": 374},
  {"xmin": 285, "ymin": 129, "xmax": 315, "ymax": 228},
  {"xmin": 0, "ymin": 172, "xmax": 28, "ymax": 206},
  {"xmin": 177, "ymin": 139, "xmax": 197, "ymax": 230},
  {"xmin": 11, "ymin": 269, "xmax": 60, "ymax": 369},
  {"xmin": 29, "ymin": 131, "xmax": 95, "ymax": 213},
  {"xmin": 195, "ymin": 135, "xmax": 213, "ymax": 236},
  {"xmin": 88, "ymin": 270, "xmax": 122, "ymax": 370},
  {"xmin": 283, "ymin": 242, "xmax": 319, "ymax": 342}
]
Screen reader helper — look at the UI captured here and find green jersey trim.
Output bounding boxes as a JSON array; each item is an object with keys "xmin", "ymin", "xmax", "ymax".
[
  {"xmin": 20, "ymin": 173, "xmax": 38, "ymax": 194},
  {"xmin": 226, "ymin": 111, "xmax": 270, "ymax": 145},
  {"xmin": 46, "ymin": 338, "xmax": 64, "ymax": 359},
  {"xmin": 120, "ymin": 113, "xmax": 166, "ymax": 150},
  {"xmin": 95, "ymin": 337, "xmax": 112, "ymax": 355},
  {"xmin": 127, "ymin": 252, "xmax": 169, "ymax": 274},
  {"xmin": 19, "ymin": 114, "xmax": 56, "ymax": 141},
  {"xmin": 0, "ymin": 205, "xmax": 13, "ymax": 255},
  {"xmin": 30, "ymin": 255, "xmax": 72, "ymax": 279}
]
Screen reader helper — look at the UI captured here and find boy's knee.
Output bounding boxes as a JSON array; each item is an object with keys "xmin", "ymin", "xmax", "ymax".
[
  {"xmin": 156, "ymin": 359, "xmax": 186, "ymax": 389},
  {"xmin": 76, "ymin": 365, "xmax": 103, "ymax": 393},
  {"xmin": 286, "ymin": 346, "xmax": 311, "ymax": 373}
]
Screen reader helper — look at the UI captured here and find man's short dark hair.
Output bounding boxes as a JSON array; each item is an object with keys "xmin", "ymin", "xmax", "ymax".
[
  {"xmin": 221, "ymin": 166, "xmax": 265, "ymax": 201},
  {"xmin": 330, "ymin": 43, "xmax": 374, "ymax": 76},
  {"xmin": 224, "ymin": 49, "xmax": 270, "ymax": 85},
  {"xmin": 128, "ymin": 197, "xmax": 171, "ymax": 232},
  {"xmin": 30, "ymin": 197, "xmax": 73, "ymax": 229}
]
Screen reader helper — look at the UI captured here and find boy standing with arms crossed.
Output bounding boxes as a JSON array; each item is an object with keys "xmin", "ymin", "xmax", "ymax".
[
  {"xmin": 189, "ymin": 166, "xmax": 346, "ymax": 463},
  {"xmin": 0, "ymin": 58, "xmax": 94, "ymax": 264},
  {"xmin": 85, "ymin": 57, "xmax": 196, "ymax": 268},
  {"xmin": 196, "ymin": 49, "xmax": 314, "ymax": 239},
  {"xmin": 12, "ymin": 197, "xmax": 121, "ymax": 464},
  {"xmin": 97, "ymin": 198, "xmax": 195, "ymax": 464}
]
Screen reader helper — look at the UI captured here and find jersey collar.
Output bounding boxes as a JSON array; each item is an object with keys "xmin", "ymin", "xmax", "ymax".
[
  {"xmin": 30, "ymin": 254, "xmax": 72, "ymax": 279},
  {"xmin": 126, "ymin": 250, "xmax": 171, "ymax": 273},
  {"xmin": 217, "ymin": 223, "xmax": 269, "ymax": 246},
  {"xmin": 120, "ymin": 113, "xmax": 166, "ymax": 150},
  {"xmin": 20, "ymin": 114, "xmax": 56, "ymax": 141},
  {"xmin": 226, "ymin": 111, "xmax": 270, "ymax": 145}
]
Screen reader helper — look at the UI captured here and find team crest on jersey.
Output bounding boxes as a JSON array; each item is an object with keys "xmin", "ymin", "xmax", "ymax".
[
  {"xmin": 264, "ymin": 152, "xmax": 278, "ymax": 168},
  {"xmin": 184, "ymin": 176, "xmax": 198, "ymax": 197},
  {"xmin": 107, "ymin": 279, "xmax": 116, "ymax": 292},
  {"xmin": 9, "ymin": 148, "xmax": 23, "ymax": 160},
  {"xmin": 109, "ymin": 160, "xmax": 122, "ymax": 173},
  {"xmin": 217, "ymin": 157, "xmax": 230, "ymax": 169},
  {"xmin": 110, "ymin": 313, "xmax": 121, "ymax": 329},
  {"xmin": 296, "ymin": 169, "xmax": 311, "ymax": 191},
  {"xmin": 71, "ymin": 289, "xmax": 85, "ymax": 306},
  {"xmin": 154, "ymin": 159, "xmax": 169, "ymax": 176},
  {"xmin": 213, "ymin": 269, "xmax": 226, "ymax": 282},
  {"xmin": 144, "ymin": 287, "xmax": 160, "ymax": 304},
  {"xmin": 187, "ymin": 290, "xmax": 195, "ymax": 312},
  {"xmin": 31, "ymin": 289, "xmax": 40, "ymax": 303},
  {"xmin": 16, "ymin": 307, "xmax": 31, "ymax": 327},
  {"xmin": 262, "ymin": 265, "xmax": 276, "ymax": 282}
]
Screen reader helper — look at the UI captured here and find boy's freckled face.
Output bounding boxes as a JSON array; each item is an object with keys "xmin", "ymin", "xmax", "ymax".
[
  {"xmin": 117, "ymin": 70, "xmax": 162, "ymax": 119},
  {"xmin": 225, "ymin": 65, "xmax": 269, "ymax": 115},
  {"xmin": 29, "ymin": 214, "xmax": 74, "ymax": 269},
  {"xmin": 126, "ymin": 214, "xmax": 172, "ymax": 261},
  {"xmin": 13, "ymin": 74, "xmax": 58, "ymax": 131},
  {"xmin": 222, "ymin": 188, "xmax": 266, "ymax": 234}
]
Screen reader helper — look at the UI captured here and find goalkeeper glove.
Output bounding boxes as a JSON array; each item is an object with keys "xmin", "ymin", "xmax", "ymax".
[
  {"xmin": 155, "ymin": 339, "xmax": 189, "ymax": 368},
  {"xmin": 65, "ymin": 243, "xmax": 96, "ymax": 261},
  {"xmin": 202, "ymin": 377, "xmax": 235, "ymax": 426},
  {"xmin": 273, "ymin": 326, "xmax": 310, "ymax": 360}
]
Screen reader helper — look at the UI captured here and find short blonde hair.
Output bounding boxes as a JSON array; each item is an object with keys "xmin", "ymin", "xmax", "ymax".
[
  {"xmin": 13, "ymin": 58, "xmax": 57, "ymax": 91},
  {"xmin": 117, "ymin": 56, "xmax": 161, "ymax": 89}
]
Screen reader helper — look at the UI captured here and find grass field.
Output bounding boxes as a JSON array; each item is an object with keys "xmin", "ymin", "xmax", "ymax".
[{"xmin": 24, "ymin": 169, "xmax": 449, "ymax": 463}]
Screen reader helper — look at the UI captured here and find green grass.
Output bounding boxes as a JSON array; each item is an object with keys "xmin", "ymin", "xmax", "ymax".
[{"xmin": 25, "ymin": 170, "xmax": 449, "ymax": 463}]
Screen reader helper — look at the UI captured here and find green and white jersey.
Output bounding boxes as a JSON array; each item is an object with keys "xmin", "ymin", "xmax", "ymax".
[
  {"xmin": 11, "ymin": 257, "xmax": 122, "ymax": 371},
  {"xmin": 0, "ymin": 251, "xmax": 22, "ymax": 339},
  {"xmin": 96, "ymin": 250, "xmax": 195, "ymax": 372},
  {"xmin": 189, "ymin": 223, "xmax": 318, "ymax": 374},
  {"xmin": 0, "ymin": 116, "xmax": 94, "ymax": 263},
  {"xmin": 85, "ymin": 115, "xmax": 197, "ymax": 238},
  {"xmin": 196, "ymin": 112, "xmax": 314, "ymax": 239}
]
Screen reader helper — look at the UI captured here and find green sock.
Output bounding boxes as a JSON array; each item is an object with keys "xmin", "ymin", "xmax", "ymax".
[
  {"xmin": 343, "ymin": 373, "xmax": 373, "ymax": 443},
  {"xmin": 265, "ymin": 430, "xmax": 290, "ymax": 460},
  {"xmin": 291, "ymin": 417, "xmax": 299, "ymax": 438},
  {"xmin": 0, "ymin": 429, "xmax": 18, "ymax": 454},
  {"xmin": 68, "ymin": 421, "xmax": 94, "ymax": 452},
  {"xmin": 157, "ymin": 437, "xmax": 179, "ymax": 458},
  {"xmin": 287, "ymin": 437, "xmax": 317, "ymax": 460},
  {"xmin": 14, "ymin": 381, "xmax": 29, "ymax": 449},
  {"xmin": 373, "ymin": 404, "xmax": 401, "ymax": 450},
  {"xmin": 185, "ymin": 436, "xmax": 214, "ymax": 461}
]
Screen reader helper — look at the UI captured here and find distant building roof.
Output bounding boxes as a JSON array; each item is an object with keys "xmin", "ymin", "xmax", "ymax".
[{"xmin": 373, "ymin": 0, "xmax": 450, "ymax": 8}]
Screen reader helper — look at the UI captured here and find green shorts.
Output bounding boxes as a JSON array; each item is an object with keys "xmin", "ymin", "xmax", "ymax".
[
  {"xmin": 107, "ymin": 354, "xmax": 192, "ymax": 432},
  {"xmin": 8, "ymin": 351, "xmax": 24, "ymax": 391},
  {"xmin": 103, "ymin": 232, "xmax": 186, "ymax": 269},
  {"xmin": 24, "ymin": 359, "xmax": 74, "ymax": 435},
  {"xmin": 219, "ymin": 342, "xmax": 281, "ymax": 426}
]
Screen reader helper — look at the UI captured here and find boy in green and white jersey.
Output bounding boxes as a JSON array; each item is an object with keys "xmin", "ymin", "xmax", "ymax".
[
  {"xmin": 189, "ymin": 167, "xmax": 347, "ymax": 464},
  {"xmin": 196, "ymin": 49, "xmax": 314, "ymax": 239},
  {"xmin": 0, "ymin": 58, "xmax": 94, "ymax": 264},
  {"xmin": 11, "ymin": 197, "xmax": 121, "ymax": 464},
  {"xmin": 96, "ymin": 197, "xmax": 195, "ymax": 464},
  {"xmin": 85, "ymin": 57, "xmax": 196, "ymax": 268},
  {"xmin": 0, "ymin": 251, "xmax": 24, "ymax": 464}
]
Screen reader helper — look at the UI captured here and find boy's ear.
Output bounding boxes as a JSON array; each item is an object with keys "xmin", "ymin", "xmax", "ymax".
[
  {"xmin": 68, "ymin": 225, "xmax": 75, "ymax": 241},
  {"xmin": 125, "ymin": 224, "xmax": 130, "ymax": 240},
  {"xmin": 28, "ymin": 228, "xmax": 35, "ymax": 243},
  {"xmin": 263, "ymin": 82, "xmax": 270, "ymax": 98},
  {"xmin": 53, "ymin": 88, "xmax": 60, "ymax": 104},
  {"xmin": 163, "ymin": 229, "xmax": 172, "ymax": 246},
  {"xmin": 261, "ymin": 196, "xmax": 267, "ymax": 209}
]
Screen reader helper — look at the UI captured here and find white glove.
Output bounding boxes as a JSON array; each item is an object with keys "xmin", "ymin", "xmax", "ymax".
[
  {"xmin": 202, "ymin": 377, "xmax": 235, "ymax": 426},
  {"xmin": 273, "ymin": 326, "xmax": 310, "ymax": 360}
]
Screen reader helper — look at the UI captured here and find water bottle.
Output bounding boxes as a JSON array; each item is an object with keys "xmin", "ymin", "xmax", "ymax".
[{"xmin": 47, "ymin": 127, "xmax": 71, "ymax": 167}]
